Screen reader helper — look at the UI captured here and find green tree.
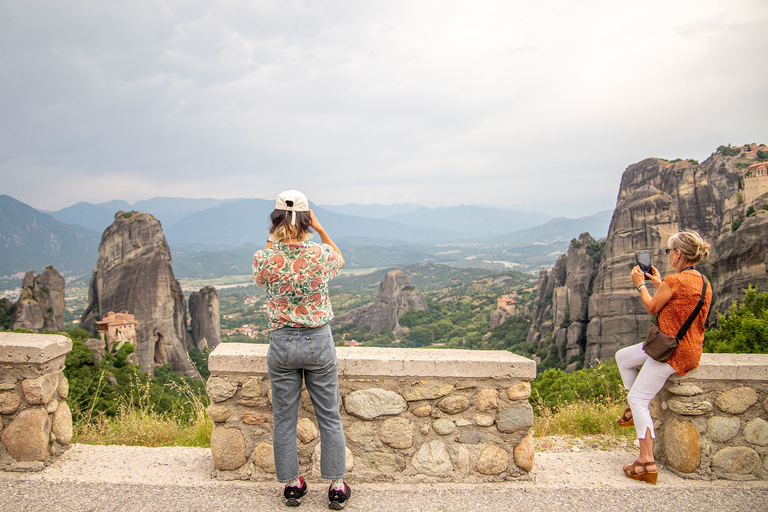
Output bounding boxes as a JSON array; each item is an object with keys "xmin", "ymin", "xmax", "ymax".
[
  {"xmin": 63, "ymin": 332, "xmax": 208, "ymax": 422},
  {"xmin": 188, "ymin": 348, "xmax": 211, "ymax": 379},
  {"xmin": 403, "ymin": 325, "xmax": 434, "ymax": 347},
  {"xmin": 0, "ymin": 298, "xmax": 14, "ymax": 330},
  {"xmin": 486, "ymin": 316, "xmax": 531, "ymax": 352},
  {"xmin": 717, "ymin": 145, "xmax": 741, "ymax": 157},
  {"xmin": 703, "ymin": 287, "xmax": 768, "ymax": 354}
]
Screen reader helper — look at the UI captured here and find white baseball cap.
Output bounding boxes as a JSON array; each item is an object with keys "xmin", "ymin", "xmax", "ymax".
[{"xmin": 275, "ymin": 190, "xmax": 309, "ymax": 225}]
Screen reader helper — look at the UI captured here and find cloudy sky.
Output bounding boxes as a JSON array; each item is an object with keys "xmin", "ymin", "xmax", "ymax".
[{"xmin": 1, "ymin": 1, "xmax": 766, "ymax": 217}]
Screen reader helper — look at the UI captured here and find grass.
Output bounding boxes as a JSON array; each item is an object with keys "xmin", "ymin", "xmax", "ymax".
[
  {"xmin": 72, "ymin": 375, "xmax": 212, "ymax": 448},
  {"xmin": 70, "ymin": 361, "xmax": 632, "ymax": 447},
  {"xmin": 532, "ymin": 399, "xmax": 636, "ymax": 439}
]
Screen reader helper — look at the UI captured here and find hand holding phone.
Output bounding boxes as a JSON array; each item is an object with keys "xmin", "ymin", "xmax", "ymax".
[{"xmin": 634, "ymin": 250, "xmax": 652, "ymax": 273}]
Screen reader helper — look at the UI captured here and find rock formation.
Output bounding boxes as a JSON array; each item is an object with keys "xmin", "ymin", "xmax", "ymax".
[
  {"xmin": 10, "ymin": 267, "xmax": 65, "ymax": 332},
  {"xmin": 525, "ymin": 233, "xmax": 602, "ymax": 370},
  {"xmin": 527, "ymin": 144, "xmax": 768, "ymax": 368},
  {"xmin": 80, "ymin": 211, "xmax": 200, "ymax": 379},
  {"xmin": 331, "ymin": 270, "xmax": 427, "ymax": 337},
  {"xmin": 489, "ymin": 294, "xmax": 521, "ymax": 329},
  {"xmin": 188, "ymin": 286, "xmax": 222, "ymax": 351}
]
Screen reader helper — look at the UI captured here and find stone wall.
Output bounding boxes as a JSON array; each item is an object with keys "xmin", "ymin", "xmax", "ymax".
[
  {"xmin": 206, "ymin": 344, "xmax": 537, "ymax": 483},
  {"xmin": 654, "ymin": 353, "xmax": 768, "ymax": 481},
  {"xmin": 0, "ymin": 333, "xmax": 73, "ymax": 471}
]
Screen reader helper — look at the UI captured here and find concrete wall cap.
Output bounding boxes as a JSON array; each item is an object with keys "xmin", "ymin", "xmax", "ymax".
[
  {"xmin": 209, "ymin": 343, "xmax": 536, "ymax": 379},
  {"xmin": 671, "ymin": 353, "xmax": 768, "ymax": 382},
  {"xmin": 0, "ymin": 333, "xmax": 72, "ymax": 364}
]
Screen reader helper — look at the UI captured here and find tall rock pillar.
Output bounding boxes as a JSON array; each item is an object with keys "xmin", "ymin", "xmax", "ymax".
[
  {"xmin": 189, "ymin": 286, "xmax": 222, "ymax": 351},
  {"xmin": 10, "ymin": 267, "xmax": 65, "ymax": 332},
  {"xmin": 80, "ymin": 211, "xmax": 200, "ymax": 380}
]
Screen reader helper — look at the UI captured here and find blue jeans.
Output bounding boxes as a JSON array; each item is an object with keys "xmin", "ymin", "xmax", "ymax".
[{"xmin": 267, "ymin": 324, "xmax": 346, "ymax": 482}]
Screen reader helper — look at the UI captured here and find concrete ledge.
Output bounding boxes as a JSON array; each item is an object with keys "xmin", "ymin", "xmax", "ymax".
[
  {"xmin": 0, "ymin": 333, "xmax": 72, "ymax": 364},
  {"xmin": 670, "ymin": 353, "xmax": 768, "ymax": 382},
  {"xmin": 208, "ymin": 343, "xmax": 536, "ymax": 379}
]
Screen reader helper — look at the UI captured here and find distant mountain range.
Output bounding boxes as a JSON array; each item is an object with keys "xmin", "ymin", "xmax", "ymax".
[
  {"xmin": 0, "ymin": 194, "xmax": 612, "ymax": 282},
  {"xmin": 43, "ymin": 197, "xmax": 242, "ymax": 232},
  {"xmin": 498, "ymin": 210, "xmax": 613, "ymax": 246},
  {"xmin": 0, "ymin": 195, "xmax": 100, "ymax": 279}
]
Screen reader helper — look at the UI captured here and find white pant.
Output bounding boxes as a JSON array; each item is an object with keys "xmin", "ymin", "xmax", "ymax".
[{"xmin": 615, "ymin": 343, "xmax": 676, "ymax": 439}]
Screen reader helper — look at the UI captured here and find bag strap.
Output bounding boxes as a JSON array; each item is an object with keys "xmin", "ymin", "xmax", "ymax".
[{"xmin": 674, "ymin": 274, "xmax": 708, "ymax": 340}]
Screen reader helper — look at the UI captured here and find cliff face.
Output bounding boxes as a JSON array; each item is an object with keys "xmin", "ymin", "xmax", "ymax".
[
  {"xmin": 525, "ymin": 233, "xmax": 602, "ymax": 370},
  {"xmin": 331, "ymin": 270, "xmax": 427, "ymax": 337},
  {"xmin": 10, "ymin": 267, "xmax": 65, "ymax": 332},
  {"xmin": 188, "ymin": 286, "xmax": 222, "ymax": 351},
  {"xmin": 528, "ymin": 146, "xmax": 768, "ymax": 368},
  {"xmin": 80, "ymin": 211, "xmax": 200, "ymax": 379}
]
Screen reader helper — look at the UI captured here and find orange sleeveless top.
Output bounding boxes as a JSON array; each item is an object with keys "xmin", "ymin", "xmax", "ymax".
[{"xmin": 657, "ymin": 271, "xmax": 712, "ymax": 376}]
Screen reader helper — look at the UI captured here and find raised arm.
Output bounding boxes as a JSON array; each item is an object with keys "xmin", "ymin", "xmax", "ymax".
[
  {"xmin": 631, "ymin": 265, "xmax": 672, "ymax": 314},
  {"xmin": 309, "ymin": 210, "xmax": 344, "ymax": 268}
]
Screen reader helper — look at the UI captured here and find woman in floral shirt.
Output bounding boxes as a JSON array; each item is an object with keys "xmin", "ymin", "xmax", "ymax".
[{"xmin": 252, "ymin": 190, "xmax": 350, "ymax": 509}]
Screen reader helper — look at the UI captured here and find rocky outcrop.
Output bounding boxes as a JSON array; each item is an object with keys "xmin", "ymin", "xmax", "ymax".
[
  {"xmin": 585, "ymin": 158, "xmax": 718, "ymax": 366},
  {"xmin": 489, "ymin": 309, "xmax": 510, "ymax": 330},
  {"xmin": 10, "ymin": 267, "xmax": 65, "ymax": 332},
  {"xmin": 489, "ymin": 294, "xmax": 521, "ymax": 329},
  {"xmin": 525, "ymin": 233, "xmax": 602, "ymax": 369},
  {"xmin": 331, "ymin": 270, "xmax": 427, "ymax": 337},
  {"xmin": 80, "ymin": 211, "xmax": 200, "ymax": 379},
  {"xmin": 189, "ymin": 286, "xmax": 221, "ymax": 351},
  {"xmin": 528, "ymin": 145, "xmax": 768, "ymax": 368}
]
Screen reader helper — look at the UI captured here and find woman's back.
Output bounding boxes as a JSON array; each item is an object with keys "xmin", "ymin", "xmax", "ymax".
[
  {"xmin": 658, "ymin": 271, "xmax": 712, "ymax": 375},
  {"xmin": 253, "ymin": 240, "xmax": 344, "ymax": 329}
]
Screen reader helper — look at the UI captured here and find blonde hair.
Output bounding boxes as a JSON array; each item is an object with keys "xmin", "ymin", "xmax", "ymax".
[
  {"xmin": 668, "ymin": 231, "xmax": 710, "ymax": 264},
  {"xmin": 271, "ymin": 224, "xmax": 311, "ymax": 242},
  {"xmin": 269, "ymin": 209, "xmax": 312, "ymax": 242}
]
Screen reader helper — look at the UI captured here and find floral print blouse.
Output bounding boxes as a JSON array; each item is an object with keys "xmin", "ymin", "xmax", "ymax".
[{"xmin": 252, "ymin": 241, "xmax": 344, "ymax": 330}]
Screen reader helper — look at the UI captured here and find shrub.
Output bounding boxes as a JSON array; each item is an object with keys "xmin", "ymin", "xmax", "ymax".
[
  {"xmin": 703, "ymin": 287, "xmax": 768, "ymax": 354},
  {"xmin": 747, "ymin": 206, "xmax": 756, "ymax": 217},
  {"xmin": 732, "ymin": 218, "xmax": 742, "ymax": 231},
  {"xmin": 486, "ymin": 315, "xmax": 531, "ymax": 352},
  {"xmin": 531, "ymin": 359, "xmax": 625, "ymax": 410},
  {"xmin": 0, "ymin": 298, "xmax": 14, "ymax": 330},
  {"xmin": 717, "ymin": 145, "xmax": 741, "ymax": 157}
]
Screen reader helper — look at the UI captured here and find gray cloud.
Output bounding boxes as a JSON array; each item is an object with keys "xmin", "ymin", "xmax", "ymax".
[{"xmin": 1, "ymin": 0, "xmax": 766, "ymax": 216}]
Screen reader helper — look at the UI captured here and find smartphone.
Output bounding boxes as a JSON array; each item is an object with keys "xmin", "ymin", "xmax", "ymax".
[{"xmin": 634, "ymin": 250, "xmax": 652, "ymax": 273}]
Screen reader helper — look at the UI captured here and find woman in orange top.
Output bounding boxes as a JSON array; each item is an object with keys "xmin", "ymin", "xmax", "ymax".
[{"xmin": 615, "ymin": 231, "xmax": 712, "ymax": 484}]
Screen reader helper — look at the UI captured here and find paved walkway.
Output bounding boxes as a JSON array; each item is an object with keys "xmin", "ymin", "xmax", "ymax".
[{"xmin": 1, "ymin": 445, "xmax": 767, "ymax": 512}]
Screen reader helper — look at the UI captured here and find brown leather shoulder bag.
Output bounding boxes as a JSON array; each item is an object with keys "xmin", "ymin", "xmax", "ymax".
[{"xmin": 643, "ymin": 275, "xmax": 708, "ymax": 363}]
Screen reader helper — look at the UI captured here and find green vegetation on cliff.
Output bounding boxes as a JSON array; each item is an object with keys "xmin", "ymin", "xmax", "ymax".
[{"xmin": 325, "ymin": 264, "xmax": 536, "ymax": 350}]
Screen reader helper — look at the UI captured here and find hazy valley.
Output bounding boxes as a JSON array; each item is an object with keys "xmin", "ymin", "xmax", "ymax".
[{"xmin": 2, "ymin": 142, "xmax": 767, "ymax": 376}]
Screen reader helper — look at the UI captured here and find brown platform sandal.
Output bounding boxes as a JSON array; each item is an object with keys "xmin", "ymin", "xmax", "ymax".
[
  {"xmin": 616, "ymin": 404, "xmax": 634, "ymax": 427},
  {"xmin": 623, "ymin": 460, "xmax": 658, "ymax": 485}
]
